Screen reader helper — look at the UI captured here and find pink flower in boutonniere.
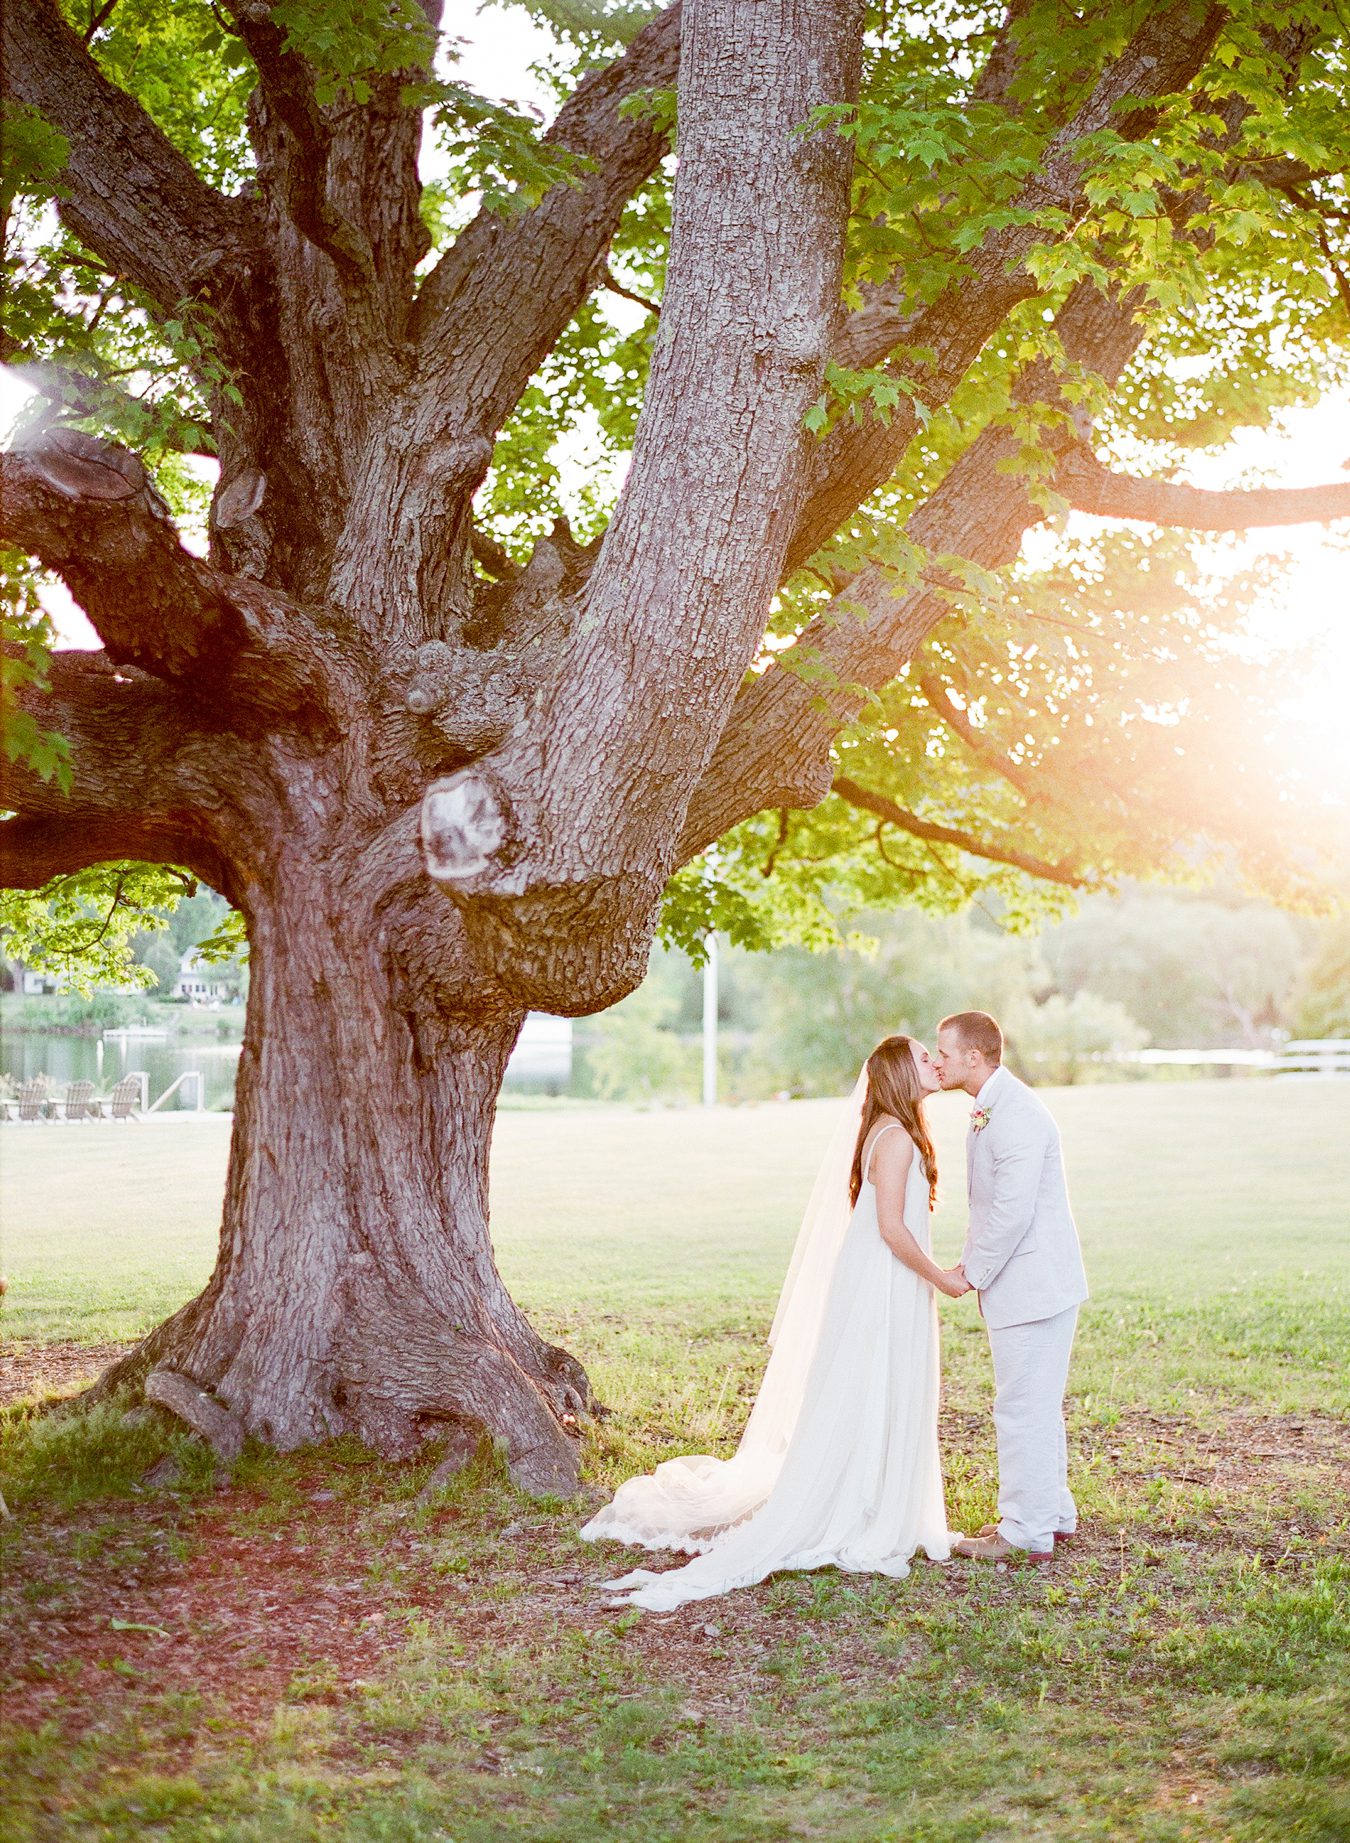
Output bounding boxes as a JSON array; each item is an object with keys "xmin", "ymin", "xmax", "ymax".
[{"xmin": 970, "ymin": 1107, "xmax": 992, "ymax": 1134}]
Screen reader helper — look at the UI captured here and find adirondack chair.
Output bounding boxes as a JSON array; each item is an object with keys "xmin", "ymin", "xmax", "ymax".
[
  {"xmin": 56, "ymin": 1080, "xmax": 98, "ymax": 1121},
  {"xmin": 98, "ymin": 1075, "xmax": 143, "ymax": 1121},
  {"xmin": 5, "ymin": 1077, "xmax": 50, "ymax": 1122}
]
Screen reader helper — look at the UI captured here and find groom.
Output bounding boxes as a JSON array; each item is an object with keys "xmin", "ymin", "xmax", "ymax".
[{"xmin": 935, "ymin": 1011, "xmax": 1088, "ymax": 1566}]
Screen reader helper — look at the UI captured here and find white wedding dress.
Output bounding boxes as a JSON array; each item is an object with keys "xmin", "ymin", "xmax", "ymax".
[{"xmin": 581, "ymin": 1120, "xmax": 952, "ymax": 1609}]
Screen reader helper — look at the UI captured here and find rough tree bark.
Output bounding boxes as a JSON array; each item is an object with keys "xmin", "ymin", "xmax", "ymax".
[
  {"xmin": 136, "ymin": 874, "xmax": 589, "ymax": 1494},
  {"xmin": 2, "ymin": 0, "xmax": 1343, "ymax": 1488}
]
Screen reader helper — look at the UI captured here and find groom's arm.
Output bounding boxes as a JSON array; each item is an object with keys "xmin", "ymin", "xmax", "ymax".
[{"xmin": 962, "ymin": 1121, "xmax": 1048, "ymax": 1291}]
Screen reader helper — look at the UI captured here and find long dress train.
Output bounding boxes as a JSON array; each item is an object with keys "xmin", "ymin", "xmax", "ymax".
[{"xmin": 581, "ymin": 1125, "xmax": 951, "ymax": 1610}]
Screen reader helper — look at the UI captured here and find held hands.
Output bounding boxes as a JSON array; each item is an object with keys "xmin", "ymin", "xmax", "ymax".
[{"xmin": 937, "ymin": 1265, "xmax": 973, "ymax": 1299}]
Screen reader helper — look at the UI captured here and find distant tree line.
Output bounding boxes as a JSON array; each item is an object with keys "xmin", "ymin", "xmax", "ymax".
[{"xmin": 578, "ymin": 887, "xmax": 1348, "ymax": 1099}]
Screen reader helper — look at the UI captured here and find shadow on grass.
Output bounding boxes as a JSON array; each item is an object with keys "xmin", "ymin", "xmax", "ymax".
[{"xmin": 2, "ymin": 1385, "xmax": 1348, "ymax": 1843}]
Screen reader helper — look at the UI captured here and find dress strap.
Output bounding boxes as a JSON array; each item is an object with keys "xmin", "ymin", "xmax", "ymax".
[{"xmin": 863, "ymin": 1120, "xmax": 907, "ymax": 1185}]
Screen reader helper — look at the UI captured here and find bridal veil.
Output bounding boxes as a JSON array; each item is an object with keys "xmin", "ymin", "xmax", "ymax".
[{"xmin": 579, "ymin": 1073, "xmax": 868, "ymax": 1553}]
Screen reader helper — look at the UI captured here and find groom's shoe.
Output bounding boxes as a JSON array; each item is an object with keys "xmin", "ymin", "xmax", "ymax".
[
  {"xmin": 952, "ymin": 1531, "xmax": 1053, "ymax": 1566},
  {"xmin": 977, "ymin": 1521, "xmax": 1075, "ymax": 1548}
]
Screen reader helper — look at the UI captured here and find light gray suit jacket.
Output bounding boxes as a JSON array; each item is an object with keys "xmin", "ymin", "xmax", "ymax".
[{"xmin": 961, "ymin": 1069, "xmax": 1089, "ymax": 1330}]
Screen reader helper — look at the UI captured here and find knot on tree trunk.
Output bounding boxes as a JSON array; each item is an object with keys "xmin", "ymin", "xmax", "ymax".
[
  {"xmin": 419, "ymin": 814, "xmax": 666, "ymax": 1011},
  {"xmin": 404, "ymin": 637, "xmax": 552, "ymax": 758},
  {"xmin": 421, "ymin": 766, "xmax": 517, "ymax": 881},
  {"xmin": 211, "ymin": 467, "xmax": 272, "ymax": 576}
]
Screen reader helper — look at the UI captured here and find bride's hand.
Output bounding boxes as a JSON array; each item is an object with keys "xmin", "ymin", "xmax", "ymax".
[{"xmin": 937, "ymin": 1266, "xmax": 972, "ymax": 1298}]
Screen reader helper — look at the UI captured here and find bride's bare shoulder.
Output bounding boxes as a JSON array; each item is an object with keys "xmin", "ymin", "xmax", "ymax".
[{"xmin": 862, "ymin": 1115, "xmax": 915, "ymax": 1167}]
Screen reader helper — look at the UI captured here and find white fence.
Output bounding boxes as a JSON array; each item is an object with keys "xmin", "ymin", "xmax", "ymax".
[
  {"xmin": 1276, "ymin": 1039, "xmax": 1350, "ymax": 1078},
  {"xmin": 1125, "ymin": 1039, "xmax": 1350, "ymax": 1079}
]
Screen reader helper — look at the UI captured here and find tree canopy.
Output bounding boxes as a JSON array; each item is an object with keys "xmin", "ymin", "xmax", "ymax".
[{"xmin": 5, "ymin": 0, "xmax": 1349, "ymax": 991}]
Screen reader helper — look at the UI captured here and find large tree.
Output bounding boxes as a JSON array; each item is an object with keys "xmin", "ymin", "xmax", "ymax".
[{"xmin": 3, "ymin": 0, "xmax": 1348, "ymax": 1490}]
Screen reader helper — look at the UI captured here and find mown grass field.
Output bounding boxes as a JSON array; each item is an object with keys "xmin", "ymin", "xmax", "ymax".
[{"xmin": 2, "ymin": 1080, "xmax": 1348, "ymax": 1842}]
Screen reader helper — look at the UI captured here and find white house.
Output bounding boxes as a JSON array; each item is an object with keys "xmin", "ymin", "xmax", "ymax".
[{"xmin": 173, "ymin": 950, "xmax": 233, "ymax": 1005}]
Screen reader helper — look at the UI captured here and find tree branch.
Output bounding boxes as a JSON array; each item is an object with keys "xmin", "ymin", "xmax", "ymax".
[
  {"xmin": 0, "ymin": 814, "xmax": 199, "ymax": 890},
  {"xmin": 2, "ymin": 0, "xmax": 262, "ymax": 314},
  {"xmin": 83, "ymin": 0, "xmax": 122, "ymax": 41},
  {"xmin": 970, "ymin": 0, "xmax": 1034, "ymax": 111},
  {"xmin": 679, "ymin": 16, "xmax": 1322, "ymax": 864},
  {"xmin": 1058, "ymin": 446, "xmax": 1350, "ymax": 529},
  {"xmin": 0, "ymin": 660, "xmax": 238, "ymax": 894},
  {"xmin": 915, "ymin": 671, "xmax": 1041, "ymax": 802},
  {"xmin": 0, "ymin": 428, "xmax": 316, "ymax": 697},
  {"xmin": 470, "ymin": 528, "xmax": 520, "ymax": 583},
  {"xmin": 1241, "ymin": 155, "xmax": 1347, "ymax": 193},
  {"xmin": 419, "ymin": 0, "xmax": 864, "ymax": 1010},
  {"xmin": 830, "ymin": 0, "xmax": 1040, "ymax": 374},
  {"xmin": 221, "ymin": 0, "xmax": 375, "ymax": 286},
  {"xmin": 412, "ymin": 4, "xmax": 680, "ymax": 413},
  {"xmin": 601, "ymin": 262, "xmax": 661, "ymax": 317},
  {"xmin": 784, "ymin": 0, "xmax": 1227, "ymax": 572},
  {"xmin": 831, "ymin": 775, "xmax": 1082, "ymax": 886},
  {"xmin": 1308, "ymin": 207, "xmax": 1350, "ymax": 322},
  {"xmin": 677, "ymin": 271, "xmax": 1159, "ymax": 855},
  {"xmin": 325, "ymin": 4, "xmax": 681, "ymax": 638}
]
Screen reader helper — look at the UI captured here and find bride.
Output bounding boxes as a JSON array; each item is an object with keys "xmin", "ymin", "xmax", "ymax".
[{"xmin": 580, "ymin": 1035, "xmax": 970, "ymax": 1610}]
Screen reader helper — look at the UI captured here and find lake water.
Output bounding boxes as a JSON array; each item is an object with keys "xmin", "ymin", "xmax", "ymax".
[
  {"xmin": 1, "ymin": 1029, "xmax": 242, "ymax": 1111},
  {"xmin": 2, "ymin": 1012, "xmax": 574, "ymax": 1110}
]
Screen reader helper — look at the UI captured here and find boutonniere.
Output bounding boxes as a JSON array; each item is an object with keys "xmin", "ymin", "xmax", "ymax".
[{"xmin": 970, "ymin": 1107, "xmax": 991, "ymax": 1134}]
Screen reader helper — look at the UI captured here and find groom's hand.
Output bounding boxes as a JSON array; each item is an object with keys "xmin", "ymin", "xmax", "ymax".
[{"xmin": 948, "ymin": 1265, "xmax": 973, "ymax": 1297}]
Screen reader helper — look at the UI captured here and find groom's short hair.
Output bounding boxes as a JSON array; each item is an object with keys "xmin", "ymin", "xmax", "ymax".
[{"xmin": 939, "ymin": 1010, "xmax": 1003, "ymax": 1064}]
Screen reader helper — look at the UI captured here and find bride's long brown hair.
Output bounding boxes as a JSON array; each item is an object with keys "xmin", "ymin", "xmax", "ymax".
[{"xmin": 848, "ymin": 1035, "xmax": 939, "ymax": 1210}]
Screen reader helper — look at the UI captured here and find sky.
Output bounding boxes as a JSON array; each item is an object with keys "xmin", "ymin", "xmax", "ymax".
[
  {"xmin": 4, "ymin": 1, "xmax": 1348, "ymax": 794},
  {"xmin": 450, "ymin": 3, "xmax": 558, "ymax": 114}
]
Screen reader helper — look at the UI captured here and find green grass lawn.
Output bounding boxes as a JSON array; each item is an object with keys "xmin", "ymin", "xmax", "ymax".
[
  {"xmin": 2, "ymin": 1080, "xmax": 1348, "ymax": 1842},
  {"xmin": 5, "ymin": 1079, "xmax": 1347, "ymax": 1413}
]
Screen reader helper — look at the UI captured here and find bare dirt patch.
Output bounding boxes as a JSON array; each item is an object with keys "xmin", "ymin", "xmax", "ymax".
[
  {"xmin": 1079, "ymin": 1405, "xmax": 1350, "ymax": 1547},
  {"xmin": 0, "ymin": 1479, "xmax": 956, "ymax": 1762},
  {"xmin": 0, "ymin": 1342, "xmax": 129, "ymax": 1407},
  {"xmin": 1, "ymin": 1488, "xmax": 458, "ymax": 1757}
]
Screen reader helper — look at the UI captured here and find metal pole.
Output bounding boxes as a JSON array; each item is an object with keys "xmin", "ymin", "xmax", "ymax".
[{"xmin": 702, "ymin": 928, "xmax": 718, "ymax": 1107}]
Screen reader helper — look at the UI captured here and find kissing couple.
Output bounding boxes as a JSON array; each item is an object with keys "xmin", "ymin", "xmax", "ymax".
[{"xmin": 581, "ymin": 1011, "xmax": 1089, "ymax": 1610}]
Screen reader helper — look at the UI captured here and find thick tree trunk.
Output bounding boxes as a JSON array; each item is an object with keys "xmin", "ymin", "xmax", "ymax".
[{"xmin": 92, "ymin": 870, "xmax": 590, "ymax": 1495}]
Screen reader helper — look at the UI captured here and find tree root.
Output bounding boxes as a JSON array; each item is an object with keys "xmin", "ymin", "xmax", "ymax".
[
  {"xmin": 335, "ymin": 1276, "xmax": 587, "ymax": 1495},
  {"xmin": 73, "ymin": 1289, "xmax": 216, "ymax": 1412},
  {"xmin": 44, "ymin": 1276, "xmax": 591, "ymax": 1499},
  {"xmin": 144, "ymin": 1368, "xmax": 245, "ymax": 1460},
  {"xmin": 415, "ymin": 1422, "xmax": 483, "ymax": 1503}
]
